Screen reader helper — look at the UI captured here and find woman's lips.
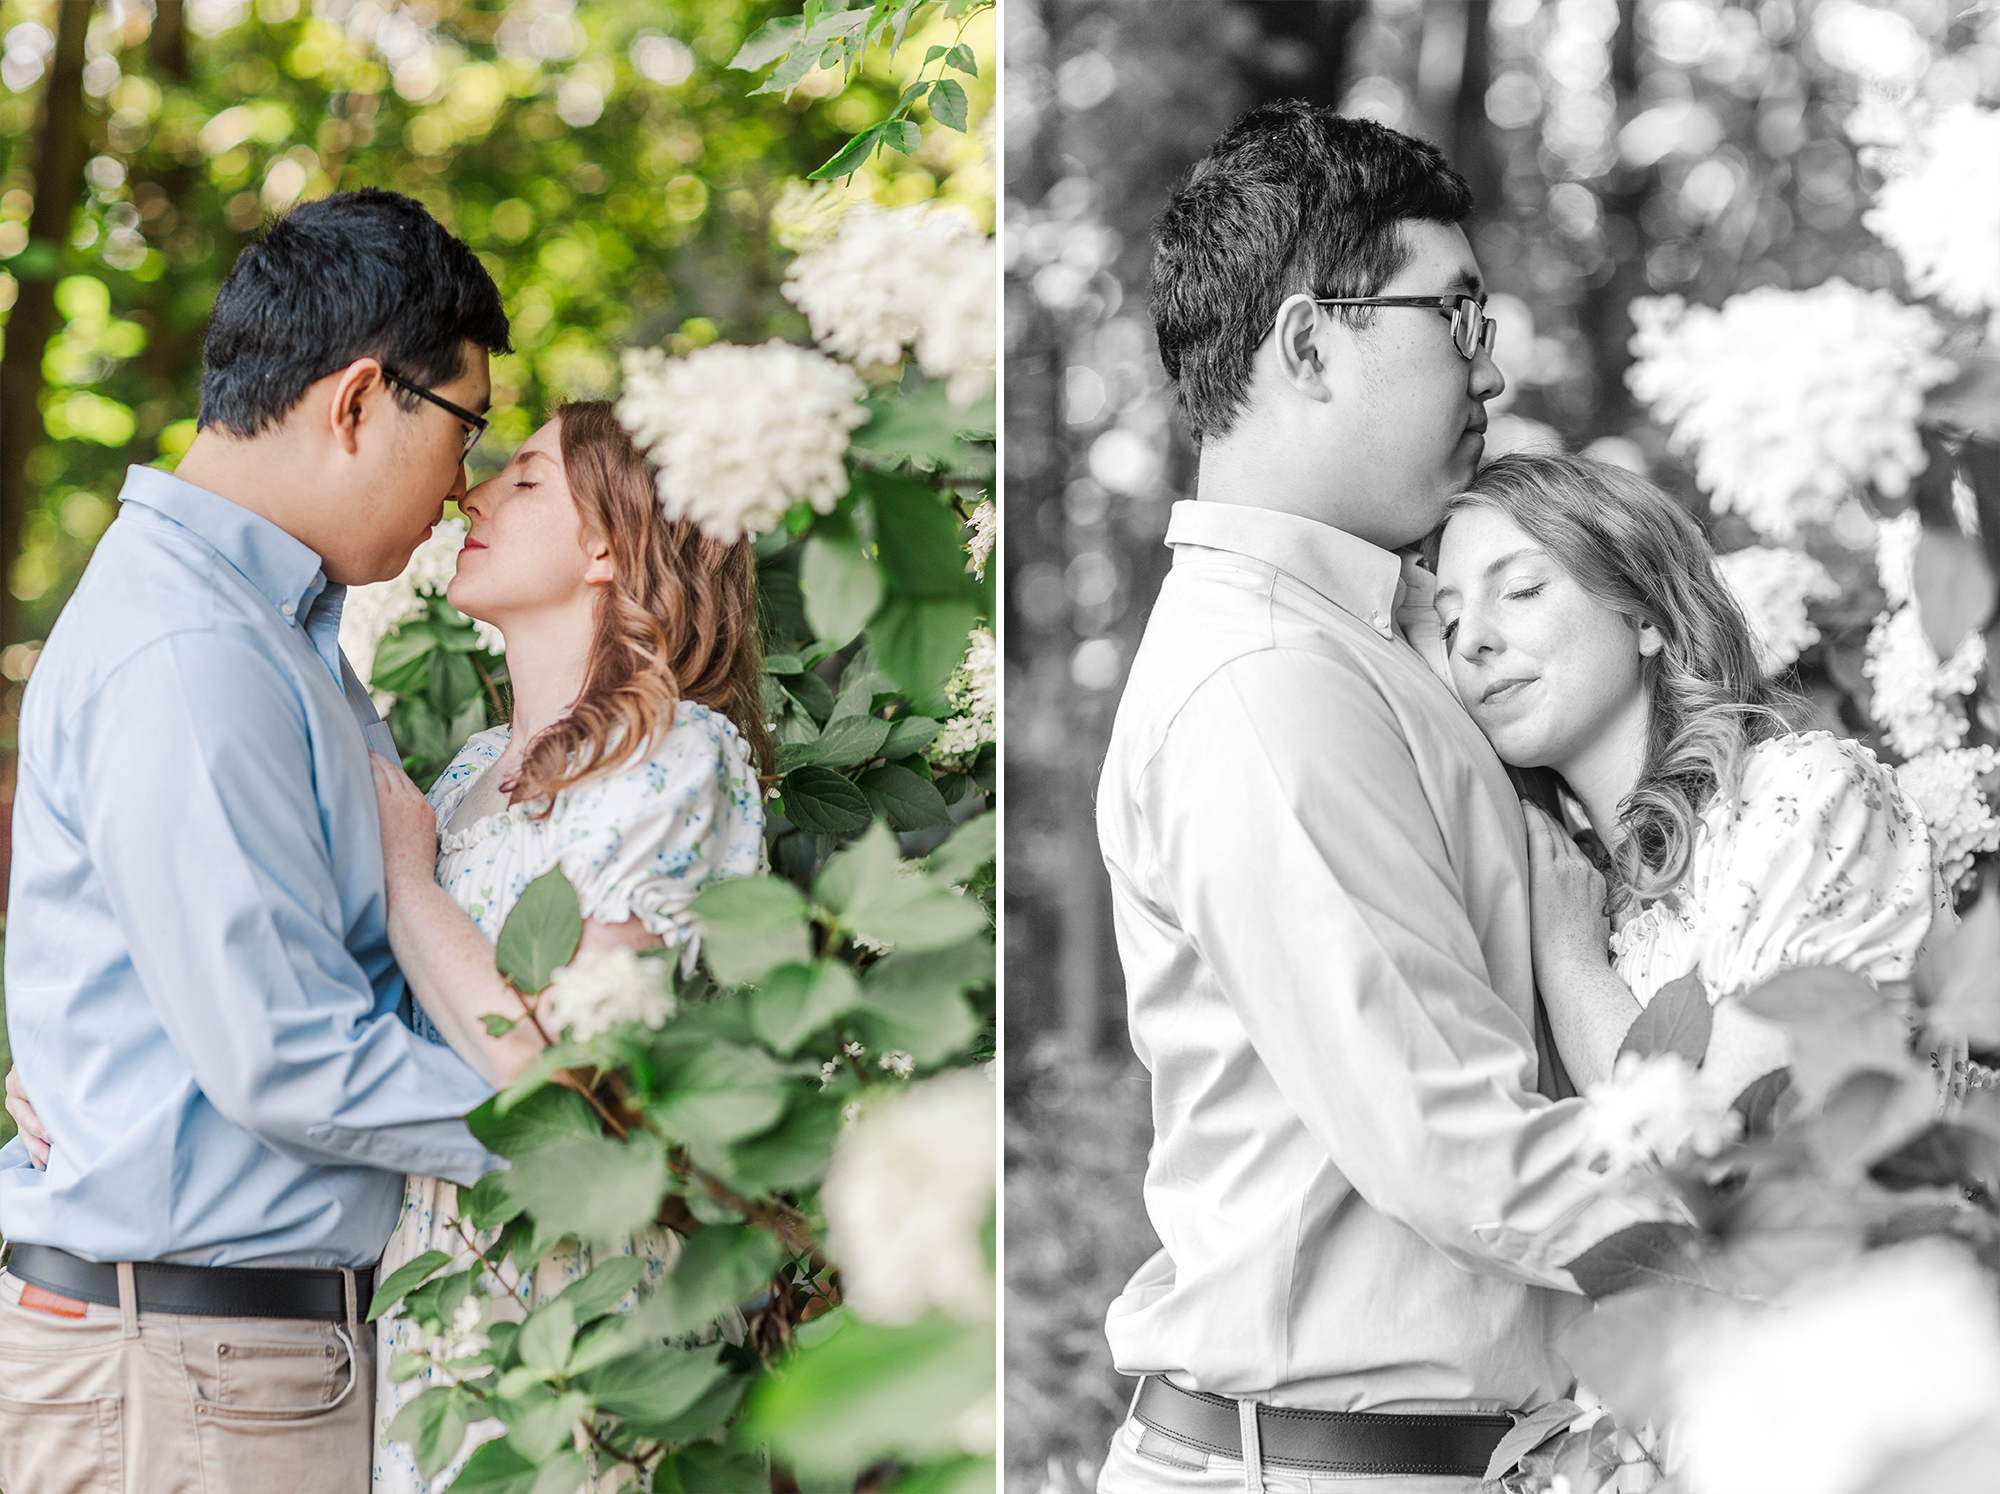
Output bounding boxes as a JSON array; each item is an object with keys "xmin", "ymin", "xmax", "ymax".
[
  {"xmin": 1480, "ymin": 675, "xmax": 1534, "ymax": 705},
  {"xmin": 463, "ymin": 539, "xmax": 487, "ymax": 550}
]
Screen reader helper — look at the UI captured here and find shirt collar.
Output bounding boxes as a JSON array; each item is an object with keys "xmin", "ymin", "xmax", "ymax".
[
  {"xmin": 1165, "ymin": 499, "xmax": 1404, "ymax": 639},
  {"xmin": 116, "ymin": 464, "xmax": 329, "ymax": 630}
]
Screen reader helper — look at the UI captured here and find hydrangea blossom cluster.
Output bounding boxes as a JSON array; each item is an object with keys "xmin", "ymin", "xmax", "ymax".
[
  {"xmin": 1714, "ymin": 545, "xmax": 1840, "ymax": 674},
  {"xmin": 1875, "ymin": 509, "xmax": 1922, "ymax": 610},
  {"xmin": 540, "ymin": 945, "xmax": 675, "ymax": 1043},
  {"xmin": 426, "ymin": 1292, "xmax": 490, "ymax": 1365},
  {"xmin": 616, "ymin": 341, "xmax": 868, "ymax": 543},
  {"xmin": 1677, "ymin": 1240, "xmax": 2000, "ymax": 1494},
  {"xmin": 1896, "ymin": 746, "xmax": 2000, "ymax": 892},
  {"xmin": 1864, "ymin": 104, "xmax": 2000, "ymax": 333},
  {"xmin": 1863, "ymin": 607, "xmax": 1986, "ymax": 759},
  {"xmin": 821, "ymin": 1068, "xmax": 996, "ymax": 1326},
  {"xmin": 337, "ymin": 517, "xmax": 505, "ymax": 697},
  {"xmin": 966, "ymin": 499, "xmax": 996, "ymax": 581},
  {"xmin": 1580, "ymin": 1051, "xmax": 1740, "ymax": 1179},
  {"xmin": 1625, "ymin": 284, "xmax": 1953, "ymax": 541},
  {"xmin": 781, "ymin": 199, "xmax": 997, "ymax": 408},
  {"xmin": 927, "ymin": 627, "xmax": 997, "ymax": 771}
]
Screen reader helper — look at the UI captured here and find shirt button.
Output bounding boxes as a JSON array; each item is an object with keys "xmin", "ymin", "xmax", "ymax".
[{"xmin": 281, "ymin": 603, "xmax": 295, "ymax": 617}]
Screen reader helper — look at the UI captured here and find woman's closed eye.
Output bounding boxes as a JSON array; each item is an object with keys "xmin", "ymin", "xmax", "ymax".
[
  {"xmin": 1440, "ymin": 614, "xmax": 1460, "ymax": 646},
  {"xmin": 1505, "ymin": 583, "xmax": 1546, "ymax": 603}
]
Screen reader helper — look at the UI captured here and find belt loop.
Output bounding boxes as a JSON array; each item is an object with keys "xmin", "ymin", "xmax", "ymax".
[
  {"xmin": 1237, "ymin": 1398, "xmax": 1264, "ymax": 1494},
  {"xmin": 115, "ymin": 1262, "xmax": 138, "ymax": 1339},
  {"xmin": 340, "ymin": 1266, "xmax": 358, "ymax": 1341},
  {"xmin": 1126, "ymin": 1375, "xmax": 1147, "ymax": 1423}
]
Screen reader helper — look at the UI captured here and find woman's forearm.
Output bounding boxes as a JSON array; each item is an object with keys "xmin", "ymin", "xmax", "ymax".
[
  {"xmin": 1540, "ymin": 960, "xmax": 1643, "ymax": 1091},
  {"xmin": 386, "ymin": 879, "xmax": 548, "ymax": 1088}
]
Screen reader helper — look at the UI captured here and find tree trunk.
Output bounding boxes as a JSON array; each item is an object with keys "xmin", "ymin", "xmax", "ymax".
[
  {"xmin": 1451, "ymin": 2, "xmax": 1499, "ymax": 214},
  {"xmin": 0, "ymin": 0, "xmax": 93, "ymax": 646}
]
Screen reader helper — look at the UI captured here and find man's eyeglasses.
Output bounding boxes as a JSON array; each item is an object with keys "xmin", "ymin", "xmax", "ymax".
[
  {"xmin": 1310, "ymin": 293, "xmax": 1497, "ymax": 361},
  {"xmin": 382, "ymin": 368, "xmax": 488, "ymax": 459}
]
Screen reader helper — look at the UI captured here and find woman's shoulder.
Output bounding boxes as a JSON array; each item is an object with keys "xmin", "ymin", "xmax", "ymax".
[
  {"xmin": 558, "ymin": 703, "xmax": 758, "ymax": 820},
  {"xmin": 1729, "ymin": 730, "xmax": 1897, "ymax": 811}
]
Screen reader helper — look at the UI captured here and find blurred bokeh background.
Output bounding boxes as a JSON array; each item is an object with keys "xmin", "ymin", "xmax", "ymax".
[
  {"xmin": 1001, "ymin": 2, "xmax": 2000, "ymax": 1490},
  {"xmin": 0, "ymin": 0, "xmax": 995, "ymax": 1143}
]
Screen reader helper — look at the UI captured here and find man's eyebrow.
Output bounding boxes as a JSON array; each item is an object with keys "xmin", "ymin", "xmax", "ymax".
[
  {"xmin": 1433, "ymin": 546, "xmax": 1541, "ymax": 601},
  {"xmin": 1443, "ymin": 268, "xmax": 1485, "ymax": 300}
]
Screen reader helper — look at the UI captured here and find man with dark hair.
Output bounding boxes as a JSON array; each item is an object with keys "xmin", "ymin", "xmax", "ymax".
[
  {"xmin": 1095, "ymin": 104, "xmax": 1647, "ymax": 1491},
  {"xmin": 0, "ymin": 189, "xmax": 512, "ymax": 1494}
]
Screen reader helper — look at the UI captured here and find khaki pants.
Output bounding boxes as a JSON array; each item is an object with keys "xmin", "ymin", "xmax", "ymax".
[{"xmin": 0, "ymin": 1265, "xmax": 374, "ymax": 1494}]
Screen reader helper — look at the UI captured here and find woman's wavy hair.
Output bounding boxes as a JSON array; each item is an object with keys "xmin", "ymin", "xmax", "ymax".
[
  {"xmin": 1445, "ymin": 451, "xmax": 1801, "ymax": 914},
  {"xmin": 505, "ymin": 400, "xmax": 773, "ymax": 813}
]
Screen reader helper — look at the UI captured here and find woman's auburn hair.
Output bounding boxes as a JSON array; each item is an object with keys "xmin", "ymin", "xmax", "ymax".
[
  {"xmin": 505, "ymin": 400, "xmax": 774, "ymax": 813},
  {"xmin": 1446, "ymin": 450, "xmax": 1801, "ymax": 915}
]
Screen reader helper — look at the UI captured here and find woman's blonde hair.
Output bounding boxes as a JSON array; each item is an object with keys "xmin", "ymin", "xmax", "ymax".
[
  {"xmin": 505, "ymin": 400, "xmax": 773, "ymax": 812},
  {"xmin": 1445, "ymin": 451, "xmax": 1799, "ymax": 913}
]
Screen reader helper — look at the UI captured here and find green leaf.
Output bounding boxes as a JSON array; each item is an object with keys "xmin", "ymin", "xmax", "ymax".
[
  {"xmin": 466, "ymin": 1084, "xmax": 598, "ymax": 1159},
  {"xmin": 507, "ymin": 1133, "xmax": 670, "ymax": 1249},
  {"xmin": 1616, "ymin": 972, "xmax": 1712, "ymax": 1067},
  {"xmin": 579, "ymin": 1343, "xmax": 735, "ymax": 1433},
  {"xmin": 747, "ymin": 1316, "xmax": 993, "ymax": 1478},
  {"xmin": 566, "ymin": 1314, "xmax": 636, "ymax": 1376},
  {"xmin": 851, "ymin": 385, "xmax": 984, "ymax": 470},
  {"xmin": 801, "ymin": 529, "xmax": 885, "ymax": 647},
  {"xmin": 1484, "ymin": 1400, "xmax": 1583, "ymax": 1482},
  {"xmin": 810, "ymin": 123, "xmax": 887, "ymax": 180},
  {"xmin": 448, "ymin": 1436, "xmax": 542, "ymax": 1494},
  {"xmin": 1563, "ymin": 1221, "xmax": 1704, "ymax": 1299},
  {"xmin": 927, "ymin": 811, "xmax": 996, "ymax": 886},
  {"xmin": 550, "ymin": 1254, "xmax": 648, "ymax": 1323},
  {"xmin": 462, "ymin": 1169, "xmax": 526, "ymax": 1232},
  {"xmin": 372, "ymin": 624, "xmax": 440, "ymax": 695},
  {"xmin": 1730, "ymin": 1068, "xmax": 1793, "ymax": 1141},
  {"xmin": 781, "ymin": 766, "xmax": 875, "ymax": 836},
  {"xmin": 367, "ymin": 1249, "xmax": 454, "ymax": 1323},
  {"xmin": 493, "ymin": 867, "xmax": 584, "ymax": 996},
  {"xmin": 927, "ymin": 77, "xmax": 969, "ymax": 131},
  {"xmin": 654, "ymin": 1445, "xmax": 770, "ymax": 1494},
  {"xmin": 1555, "ymin": 1286, "xmax": 1712, "ymax": 1429},
  {"xmin": 505, "ymin": 1385, "xmax": 592, "ymax": 1462},
  {"xmin": 870, "ymin": 475, "xmax": 979, "ymax": 601},
  {"xmin": 480, "ymin": 1013, "xmax": 518, "ymax": 1037},
  {"xmin": 690, "ymin": 874, "xmax": 813, "ymax": 987},
  {"xmin": 630, "ymin": 1373, "xmax": 749, "ymax": 1444},
  {"xmin": 868, "ymin": 597, "xmax": 980, "ymax": 714},
  {"xmin": 804, "ymin": 714, "xmax": 891, "ymax": 770},
  {"xmin": 944, "ymin": 41, "xmax": 977, "ymax": 74},
  {"xmin": 728, "ymin": 1093, "xmax": 842, "ymax": 1192},
  {"xmin": 857, "ymin": 763, "xmax": 954, "ymax": 830},
  {"xmin": 780, "ymin": 668, "xmax": 838, "ymax": 723},
  {"xmin": 635, "ymin": 1227, "xmax": 785, "ymax": 1337},
  {"xmin": 854, "ymin": 938, "xmax": 988, "ymax": 1063},
  {"xmin": 817, "ymin": 824, "xmax": 989, "ymax": 952},
  {"xmin": 385, "ymin": 1385, "xmax": 475, "ymax": 1481},
  {"xmin": 729, "ymin": 13, "xmax": 804, "ymax": 69},
  {"xmin": 751, "ymin": 960, "xmax": 863, "ymax": 1055},
  {"xmin": 648, "ymin": 1045, "xmax": 791, "ymax": 1146},
  {"xmin": 878, "ymin": 118, "xmax": 922, "ymax": 156},
  {"xmin": 879, "ymin": 716, "xmax": 941, "ymax": 759},
  {"xmin": 831, "ymin": 646, "xmax": 894, "ymax": 720},
  {"xmin": 519, "ymin": 1296, "xmax": 577, "ymax": 1377}
]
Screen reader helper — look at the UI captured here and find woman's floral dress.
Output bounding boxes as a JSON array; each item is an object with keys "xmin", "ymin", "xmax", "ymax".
[
  {"xmin": 371, "ymin": 702, "xmax": 763, "ymax": 1494},
  {"xmin": 1609, "ymin": 731, "xmax": 1946, "ymax": 1007}
]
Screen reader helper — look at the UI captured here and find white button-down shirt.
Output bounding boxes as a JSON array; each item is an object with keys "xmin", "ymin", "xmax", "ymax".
[{"xmin": 1096, "ymin": 500, "xmax": 1647, "ymax": 1414}]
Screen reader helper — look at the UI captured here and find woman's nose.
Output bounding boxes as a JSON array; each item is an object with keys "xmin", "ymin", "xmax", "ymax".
[{"xmin": 1454, "ymin": 608, "xmax": 1503, "ymax": 659}]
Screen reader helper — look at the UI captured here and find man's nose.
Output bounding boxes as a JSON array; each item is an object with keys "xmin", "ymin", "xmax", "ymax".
[
  {"xmin": 1470, "ymin": 341, "xmax": 1505, "ymax": 405},
  {"xmin": 447, "ymin": 460, "xmax": 470, "ymax": 506}
]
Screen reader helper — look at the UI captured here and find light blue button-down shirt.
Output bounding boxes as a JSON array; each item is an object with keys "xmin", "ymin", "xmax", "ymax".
[{"xmin": 0, "ymin": 465, "xmax": 500, "ymax": 1268}]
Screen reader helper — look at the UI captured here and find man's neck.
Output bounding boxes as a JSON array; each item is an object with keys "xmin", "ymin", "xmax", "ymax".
[
  {"xmin": 174, "ymin": 429, "xmax": 329, "ymax": 560},
  {"xmin": 1195, "ymin": 437, "xmax": 1343, "ymax": 526}
]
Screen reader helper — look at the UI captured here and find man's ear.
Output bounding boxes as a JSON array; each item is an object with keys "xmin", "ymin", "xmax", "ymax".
[
  {"xmin": 1271, "ymin": 293, "xmax": 1333, "ymax": 404},
  {"xmin": 327, "ymin": 358, "xmax": 388, "ymax": 456}
]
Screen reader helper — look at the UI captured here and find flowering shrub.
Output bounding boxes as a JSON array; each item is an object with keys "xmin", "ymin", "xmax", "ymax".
[
  {"xmin": 356, "ymin": 4, "xmax": 997, "ymax": 1488},
  {"xmin": 1712, "ymin": 546, "xmax": 1840, "ymax": 675}
]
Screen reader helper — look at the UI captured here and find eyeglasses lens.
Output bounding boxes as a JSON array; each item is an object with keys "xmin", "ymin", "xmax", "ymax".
[{"xmin": 1452, "ymin": 303, "xmax": 1496, "ymax": 360}]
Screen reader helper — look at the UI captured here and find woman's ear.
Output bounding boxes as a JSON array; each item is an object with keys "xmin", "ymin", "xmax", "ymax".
[
  {"xmin": 583, "ymin": 530, "xmax": 616, "ymax": 587},
  {"xmin": 1637, "ymin": 620, "xmax": 1666, "ymax": 658}
]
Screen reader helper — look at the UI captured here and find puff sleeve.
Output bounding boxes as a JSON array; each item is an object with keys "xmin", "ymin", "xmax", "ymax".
[
  {"xmin": 549, "ymin": 704, "xmax": 764, "ymax": 950},
  {"xmin": 1687, "ymin": 732, "xmax": 1943, "ymax": 1001}
]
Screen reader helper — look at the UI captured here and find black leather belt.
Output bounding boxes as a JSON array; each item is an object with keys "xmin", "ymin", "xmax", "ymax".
[
  {"xmin": 1133, "ymin": 1375, "xmax": 1514, "ymax": 1477},
  {"xmin": 6, "ymin": 1243, "xmax": 373, "ymax": 1323}
]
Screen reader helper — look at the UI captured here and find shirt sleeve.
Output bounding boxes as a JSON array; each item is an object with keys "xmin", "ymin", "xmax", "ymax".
[
  {"xmin": 1144, "ymin": 649, "xmax": 1657, "ymax": 1292},
  {"xmin": 1690, "ymin": 733, "xmax": 1944, "ymax": 1002},
  {"xmin": 553, "ymin": 709, "xmax": 765, "ymax": 948},
  {"xmin": 73, "ymin": 633, "xmax": 502, "ymax": 1186}
]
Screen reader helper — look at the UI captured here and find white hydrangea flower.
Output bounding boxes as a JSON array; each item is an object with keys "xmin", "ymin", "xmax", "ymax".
[
  {"xmin": 1679, "ymin": 1240, "xmax": 2000, "ymax": 1494},
  {"xmin": 1626, "ymin": 284, "xmax": 1954, "ymax": 541},
  {"xmin": 782, "ymin": 201, "xmax": 996, "ymax": 407},
  {"xmin": 1865, "ymin": 104, "xmax": 2000, "ymax": 333},
  {"xmin": 819, "ymin": 1060, "xmax": 839, "ymax": 1090},
  {"xmin": 925, "ymin": 627, "xmax": 997, "ymax": 773},
  {"xmin": 878, "ymin": 1049, "xmax": 915, "ymax": 1078},
  {"xmin": 1896, "ymin": 746, "xmax": 2000, "ymax": 892},
  {"xmin": 427, "ymin": 1292, "xmax": 490, "ymax": 1363},
  {"xmin": 540, "ymin": 946, "xmax": 675, "ymax": 1043},
  {"xmin": 1864, "ymin": 607, "xmax": 1985, "ymax": 758},
  {"xmin": 337, "ymin": 516, "xmax": 482, "ymax": 693},
  {"xmin": 1580, "ymin": 1050, "xmax": 1740, "ymax": 1178},
  {"xmin": 843, "ymin": 1040, "xmax": 866, "ymax": 1058},
  {"xmin": 966, "ymin": 499, "xmax": 996, "ymax": 581},
  {"xmin": 822, "ymin": 1069, "xmax": 995, "ymax": 1325},
  {"xmin": 1876, "ymin": 509, "xmax": 1922, "ymax": 610},
  {"xmin": 616, "ymin": 340, "xmax": 867, "ymax": 543},
  {"xmin": 1715, "ymin": 545, "xmax": 1840, "ymax": 674}
]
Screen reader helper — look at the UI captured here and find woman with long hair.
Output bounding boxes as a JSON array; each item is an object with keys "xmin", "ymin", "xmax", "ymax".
[
  {"xmin": 366, "ymin": 400, "xmax": 772, "ymax": 1493},
  {"xmin": 1411, "ymin": 451, "xmax": 1944, "ymax": 1097}
]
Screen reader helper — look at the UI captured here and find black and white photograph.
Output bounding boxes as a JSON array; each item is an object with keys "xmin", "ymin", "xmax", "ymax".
[{"xmin": 1003, "ymin": 4, "xmax": 2000, "ymax": 1493}]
